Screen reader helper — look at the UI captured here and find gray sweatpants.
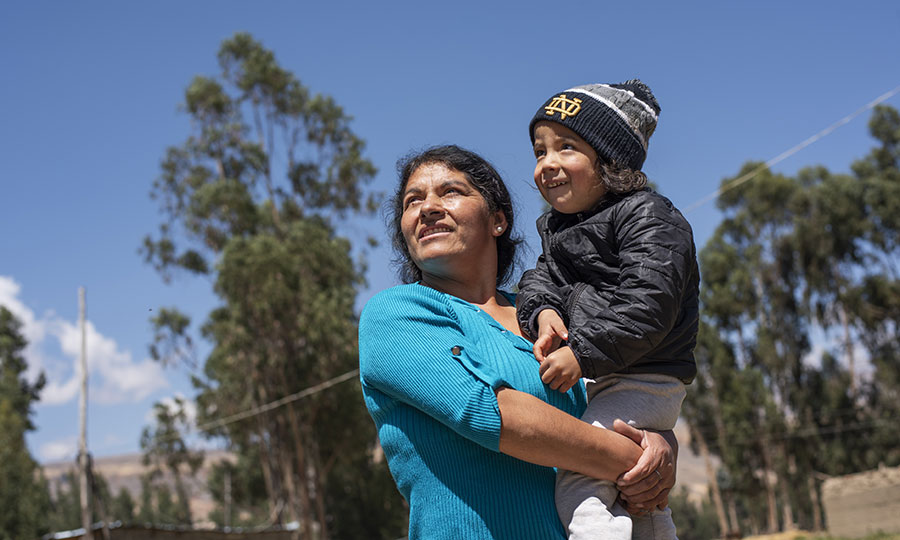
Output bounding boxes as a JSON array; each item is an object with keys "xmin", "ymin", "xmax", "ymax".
[{"xmin": 556, "ymin": 373, "xmax": 685, "ymax": 540}]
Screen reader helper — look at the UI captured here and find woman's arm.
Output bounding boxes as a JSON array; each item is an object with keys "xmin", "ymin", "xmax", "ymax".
[
  {"xmin": 361, "ymin": 286, "xmax": 677, "ymax": 498},
  {"xmin": 497, "ymin": 388, "xmax": 677, "ymax": 510},
  {"xmin": 496, "ymin": 387, "xmax": 642, "ymax": 482}
]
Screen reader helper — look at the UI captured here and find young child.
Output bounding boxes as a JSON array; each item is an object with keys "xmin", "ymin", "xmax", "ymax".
[{"xmin": 517, "ymin": 79, "xmax": 699, "ymax": 540}]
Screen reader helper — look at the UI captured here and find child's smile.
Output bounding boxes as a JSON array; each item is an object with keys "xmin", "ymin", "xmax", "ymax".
[{"xmin": 532, "ymin": 121, "xmax": 608, "ymax": 214}]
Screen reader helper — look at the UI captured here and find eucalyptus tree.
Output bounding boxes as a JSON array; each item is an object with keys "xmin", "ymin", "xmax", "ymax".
[
  {"xmin": 140, "ymin": 397, "xmax": 203, "ymax": 525},
  {"xmin": 681, "ymin": 322, "xmax": 738, "ymax": 536},
  {"xmin": 853, "ymin": 105, "xmax": 900, "ymax": 273},
  {"xmin": 206, "ymin": 448, "xmax": 269, "ymax": 527},
  {"xmin": 0, "ymin": 307, "xmax": 50, "ymax": 539},
  {"xmin": 697, "ymin": 106, "xmax": 900, "ymax": 533},
  {"xmin": 701, "ymin": 163, "xmax": 805, "ymax": 532},
  {"xmin": 788, "ymin": 166, "xmax": 867, "ymax": 392},
  {"xmin": 850, "ymin": 104, "xmax": 900, "ymax": 466},
  {"xmin": 142, "ymin": 33, "xmax": 401, "ymax": 537},
  {"xmin": 789, "ymin": 106, "xmax": 900, "ymax": 474}
]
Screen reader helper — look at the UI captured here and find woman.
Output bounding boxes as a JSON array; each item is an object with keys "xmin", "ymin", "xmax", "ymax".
[{"xmin": 359, "ymin": 145, "xmax": 676, "ymax": 539}]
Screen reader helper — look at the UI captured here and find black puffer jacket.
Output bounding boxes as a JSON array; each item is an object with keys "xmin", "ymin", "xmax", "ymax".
[{"xmin": 517, "ymin": 188, "xmax": 699, "ymax": 383}]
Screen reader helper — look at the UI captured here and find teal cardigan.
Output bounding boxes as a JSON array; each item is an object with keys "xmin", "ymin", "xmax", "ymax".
[{"xmin": 359, "ymin": 283, "xmax": 587, "ymax": 539}]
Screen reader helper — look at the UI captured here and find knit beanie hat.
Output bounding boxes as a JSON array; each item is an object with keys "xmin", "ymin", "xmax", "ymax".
[{"xmin": 529, "ymin": 79, "xmax": 661, "ymax": 171}]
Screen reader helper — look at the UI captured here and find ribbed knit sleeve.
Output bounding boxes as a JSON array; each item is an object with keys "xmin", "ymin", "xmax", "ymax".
[
  {"xmin": 358, "ymin": 284, "xmax": 583, "ymax": 539},
  {"xmin": 359, "ymin": 285, "xmax": 506, "ymax": 451}
]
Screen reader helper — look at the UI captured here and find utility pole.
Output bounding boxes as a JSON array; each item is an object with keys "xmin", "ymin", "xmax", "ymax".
[{"xmin": 78, "ymin": 287, "xmax": 93, "ymax": 540}]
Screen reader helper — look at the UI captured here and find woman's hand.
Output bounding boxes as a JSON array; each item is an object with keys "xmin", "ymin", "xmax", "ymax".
[{"xmin": 612, "ymin": 419, "xmax": 677, "ymax": 515}]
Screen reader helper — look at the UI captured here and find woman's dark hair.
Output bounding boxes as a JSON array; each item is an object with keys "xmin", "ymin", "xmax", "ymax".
[
  {"xmin": 389, "ymin": 145, "xmax": 522, "ymax": 286},
  {"xmin": 596, "ymin": 159, "xmax": 648, "ymax": 194}
]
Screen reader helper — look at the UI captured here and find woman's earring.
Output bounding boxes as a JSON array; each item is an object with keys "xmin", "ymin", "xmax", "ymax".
[{"xmin": 496, "ymin": 226, "xmax": 504, "ymax": 234}]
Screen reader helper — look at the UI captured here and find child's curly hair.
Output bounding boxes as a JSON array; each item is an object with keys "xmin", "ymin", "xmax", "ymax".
[{"xmin": 597, "ymin": 160, "xmax": 648, "ymax": 194}]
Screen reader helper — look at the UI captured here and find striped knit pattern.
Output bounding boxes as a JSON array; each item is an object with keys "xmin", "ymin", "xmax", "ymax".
[
  {"xmin": 359, "ymin": 284, "xmax": 587, "ymax": 539},
  {"xmin": 530, "ymin": 79, "xmax": 661, "ymax": 171}
]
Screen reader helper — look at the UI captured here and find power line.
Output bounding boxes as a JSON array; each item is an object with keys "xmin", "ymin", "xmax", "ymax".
[
  {"xmin": 146, "ymin": 87, "xmax": 900, "ymax": 443},
  {"xmin": 193, "ymin": 368, "xmax": 360, "ymax": 434},
  {"xmin": 146, "ymin": 368, "xmax": 360, "ymax": 444},
  {"xmin": 683, "ymin": 84, "xmax": 900, "ymax": 214},
  {"xmin": 147, "ymin": 85, "xmax": 900, "ymax": 444},
  {"xmin": 685, "ymin": 416, "xmax": 896, "ymax": 448}
]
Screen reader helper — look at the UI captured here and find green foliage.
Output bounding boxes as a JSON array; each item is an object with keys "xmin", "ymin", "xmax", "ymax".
[
  {"xmin": 206, "ymin": 450, "xmax": 270, "ymax": 527},
  {"xmin": 0, "ymin": 307, "xmax": 51, "ymax": 539},
  {"xmin": 46, "ymin": 470, "xmax": 83, "ymax": 531},
  {"xmin": 149, "ymin": 307, "xmax": 195, "ymax": 368},
  {"xmin": 45, "ymin": 468, "xmax": 139, "ymax": 530},
  {"xmin": 0, "ymin": 307, "xmax": 46, "ymax": 430},
  {"xmin": 668, "ymin": 488, "xmax": 721, "ymax": 540},
  {"xmin": 143, "ymin": 32, "xmax": 402, "ymax": 537},
  {"xmin": 691, "ymin": 105, "xmax": 900, "ymax": 535},
  {"xmin": 140, "ymin": 397, "xmax": 202, "ymax": 525},
  {"xmin": 0, "ymin": 400, "xmax": 52, "ymax": 539},
  {"xmin": 111, "ymin": 487, "xmax": 136, "ymax": 523}
]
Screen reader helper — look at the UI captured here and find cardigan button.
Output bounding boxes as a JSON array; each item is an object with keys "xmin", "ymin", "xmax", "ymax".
[{"xmin": 451, "ymin": 346, "xmax": 462, "ymax": 355}]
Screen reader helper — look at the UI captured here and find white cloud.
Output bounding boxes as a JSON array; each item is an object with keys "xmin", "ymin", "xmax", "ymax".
[
  {"xmin": 39, "ymin": 436, "xmax": 77, "ymax": 462},
  {"xmin": 144, "ymin": 392, "xmax": 197, "ymax": 427},
  {"xmin": 0, "ymin": 275, "xmax": 170, "ymax": 406}
]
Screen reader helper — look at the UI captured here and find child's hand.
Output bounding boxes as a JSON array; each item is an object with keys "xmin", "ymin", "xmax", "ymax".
[
  {"xmin": 539, "ymin": 346, "xmax": 582, "ymax": 393},
  {"xmin": 533, "ymin": 309, "xmax": 569, "ymax": 363}
]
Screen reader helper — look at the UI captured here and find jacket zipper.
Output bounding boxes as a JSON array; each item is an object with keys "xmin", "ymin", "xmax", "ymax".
[{"xmin": 565, "ymin": 282, "xmax": 589, "ymax": 315}]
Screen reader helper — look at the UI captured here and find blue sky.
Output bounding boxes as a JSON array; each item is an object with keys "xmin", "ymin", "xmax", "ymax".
[{"xmin": 1, "ymin": 1, "xmax": 898, "ymax": 462}]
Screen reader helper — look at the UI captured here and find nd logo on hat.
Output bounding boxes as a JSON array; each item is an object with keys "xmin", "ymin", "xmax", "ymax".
[{"xmin": 544, "ymin": 94, "xmax": 582, "ymax": 120}]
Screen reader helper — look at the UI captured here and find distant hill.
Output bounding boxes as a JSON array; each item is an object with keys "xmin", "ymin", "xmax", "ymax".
[
  {"xmin": 41, "ymin": 423, "xmax": 712, "ymax": 525},
  {"xmin": 673, "ymin": 419, "xmax": 714, "ymax": 502},
  {"xmin": 42, "ymin": 450, "xmax": 234, "ymax": 526}
]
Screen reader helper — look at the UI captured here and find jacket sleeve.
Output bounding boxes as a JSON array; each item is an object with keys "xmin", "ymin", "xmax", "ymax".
[
  {"xmin": 516, "ymin": 254, "xmax": 571, "ymax": 340},
  {"xmin": 359, "ymin": 286, "xmax": 509, "ymax": 451},
  {"xmin": 567, "ymin": 200, "xmax": 696, "ymax": 380}
]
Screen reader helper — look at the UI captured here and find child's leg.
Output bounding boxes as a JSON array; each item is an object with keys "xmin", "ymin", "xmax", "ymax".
[
  {"xmin": 556, "ymin": 384, "xmax": 634, "ymax": 540},
  {"xmin": 556, "ymin": 468, "xmax": 631, "ymax": 539},
  {"xmin": 557, "ymin": 374, "xmax": 685, "ymax": 540},
  {"xmin": 632, "ymin": 507, "xmax": 678, "ymax": 540}
]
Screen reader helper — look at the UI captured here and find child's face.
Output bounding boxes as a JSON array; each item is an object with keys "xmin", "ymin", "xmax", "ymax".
[{"xmin": 533, "ymin": 121, "xmax": 607, "ymax": 214}]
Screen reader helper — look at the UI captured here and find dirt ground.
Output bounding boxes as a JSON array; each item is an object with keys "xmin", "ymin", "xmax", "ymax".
[{"xmin": 743, "ymin": 532, "xmax": 900, "ymax": 540}]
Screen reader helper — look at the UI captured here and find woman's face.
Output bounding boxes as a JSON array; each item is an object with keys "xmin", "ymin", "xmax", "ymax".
[{"xmin": 400, "ymin": 163, "xmax": 505, "ymax": 278}]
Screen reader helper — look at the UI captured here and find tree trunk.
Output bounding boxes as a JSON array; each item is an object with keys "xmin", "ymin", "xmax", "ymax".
[
  {"xmin": 735, "ymin": 326, "xmax": 749, "ymax": 368},
  {"xmin": 277, "ymin": 428, "xmax": 302, "ymax": 525},
  {"xmin": 808, "ymin": 473, "xmax": 823, "ymax": 531},
  {"xmin": 778, "ymin": 468, "xmax": 794, "ymax": 531},
  {"xmin": 254, "ymin": 103, "xmax": 282, "ymax": 230},
  {"xmin": 310, "ymin": 436, "xmax": 330, "ymax": 540},
  {"xmin": 780, "ymin": 449, "xmax": 797, "ymax": 531},
  {"xmin": 706, "ymin": 361, "xmax": 740, "ymax": 535},
  {"xmin": 253, "ymin": 360, "xmax": 290, "ymax": 525},
  {"xmin": 286, "ymin": 402, "xmax": 314, "ymax": 540},
  {"xmin": 255, "ymin": 418, "xmax": 280, "ymax": 522},
  {"xmin": 758, "ymin": 411, "xmax": 779, "ymax": 533},
  {"xmin": 174, "ymin": 475, "xmax": 192, "ymax": 524},
  {"xmin": 727, "ymin": 497, "xmax": 740, "ymax": 537},
  {"xmin": 838, "ymin": 304, "xmax": 856, "ymax": 395}
]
